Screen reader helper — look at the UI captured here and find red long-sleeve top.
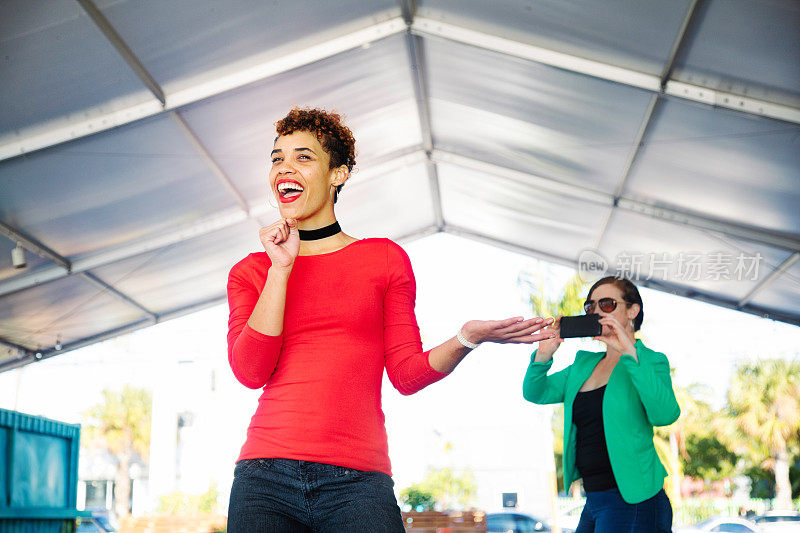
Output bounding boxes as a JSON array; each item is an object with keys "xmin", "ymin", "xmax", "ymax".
[{"xmin": 227, "ymin": 238, "xmax": 448, "ymax": 475}]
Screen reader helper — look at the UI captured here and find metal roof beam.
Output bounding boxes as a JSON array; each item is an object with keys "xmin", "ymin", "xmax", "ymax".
[
  {"xmin": 614, "ymin": 198, "xmax": 800, "ymax": 252},
  {"xmin": 0, "ymin": 147, "xmax": 427, "ymax": 297},
  {"xmin": 2, "ymin": 10, "xmax": 797, "ymax": 163},
  {"xmin": 394, "ymin": 224, "xmax": 440, "ymax": 244},
  {"xmin": 0, "ymin": 222, "xmax": 71, "ymax": 271},
  {"xmin": 594, "ymin": 0, "xmax": 702, "ymax": 250},
  {"xmin": 0, "ymin": 337, "xmax": 30, "ymax": 356},
  {"xmin": 0, "ymin": 208, "xmax": 249, "ymax": 297},
  {"xmin": 79, "ymin": 271, "xmax": 157, "ymax": 320},
  {"xmin": 737, "ymin": 252, "xmax": 799, "ymax": 308},
  {"xmin": 0, "ymin": 18, "xmax": 406, "ymax": 161},
  {"xmin": 0, "ymin": 223, "xmax": 440, "ymax": 372},
  {"xmin": 592, "ymin": 94, "xmax": 660, "ymax": 250},
  {"xmin": 442, "ymin": 224, "xmax": 800, "ymax": 327},
  {"xmin": 0, "ymin": 223, "xmax": 157, "ymax": 320},
  {"xmin": 169, "ymin": 111, "xmax": 251, "ymax": 213},
  {"xmin": 2, "ymin": 271, "xmax": 157, "ymax": 356},
  {"xmin": 400, "ymin": 0, "xmax": 444, "ymax": 231},
  {"xmin": 399, "ymin": 0, "xmax": 416, "ymax": 25},
  {"xmin": 411, "ymin": 18, "xmax": 659, "ymax": 91},
  {"xmin": 0, "ymin": 295, "xmax": 226, "ymax": 373},
  {"xmin": 77, "ymin": 0, "xmax": 166, "ymax": 105},
  {"xmin": 432, "ymin": 150, "xmax": 800, "ymax": 252},
  {"xmin": 77, "ymin": 5, "xmax": 257, "ymax": 276},
  {"xmin": 442, "ymin": 224, "xmax": 580, "ymax": 271},
  {"xmin": 636, "ymin": 275, "xmax": 799, "ymax": 326},
  {"xmin": 410, "ymin": 17, "xmax": 800, "ymax": 125},
  {"xmin": 659, "ymin": 0, "xmax": 702, "ymax": 89},
  {"xmin": 431, "ymin": 150, "xmax": 615, "ymax": 206},
  {"xmin": 3, "ymin": 222, "xmax": 798, "ymax": 374}
]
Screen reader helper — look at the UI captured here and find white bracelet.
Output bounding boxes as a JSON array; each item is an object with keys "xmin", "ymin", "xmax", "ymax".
[{"xmin": 456, "ymin": 329, "xmax": 480, "ymax": 350}]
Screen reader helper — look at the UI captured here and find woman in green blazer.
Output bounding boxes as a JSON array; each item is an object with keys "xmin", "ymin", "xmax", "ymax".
[{"xmin": 523, "ymin": 276, "xmax": 680, "ymax": 533}]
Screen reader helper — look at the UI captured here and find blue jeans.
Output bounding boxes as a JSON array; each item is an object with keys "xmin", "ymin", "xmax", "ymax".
[
  {"xmin": 227, "ymin": 458, "xmax": 405, "ymax": 532},
  {"xmin": 575, "ymin": 488, "xmax": 672, "ymax": 533}
]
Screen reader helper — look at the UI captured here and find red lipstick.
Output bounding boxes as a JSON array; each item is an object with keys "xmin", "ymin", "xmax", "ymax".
[{"xmin": 276, "ymin": 178, "xmax": 304, "ymax": 204}]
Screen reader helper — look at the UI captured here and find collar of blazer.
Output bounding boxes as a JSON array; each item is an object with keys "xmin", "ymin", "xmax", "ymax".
[{"xmin": 566, "ymin": 338, "xmax": 646, "ymax": 399}]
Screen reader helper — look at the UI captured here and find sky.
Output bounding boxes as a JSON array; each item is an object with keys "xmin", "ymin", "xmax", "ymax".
[{"xmin": 0, "ymin": 232, "xmax": 798, "ymax": 511}]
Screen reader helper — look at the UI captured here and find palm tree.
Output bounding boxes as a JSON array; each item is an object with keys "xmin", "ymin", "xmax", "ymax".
[
  {"xmin": 720, "ymin": 359, "xmax": 800, "ymax": 510},
  {"xmin": 419, "ymin": 467, "xmax": 477, "ymax": 511},
  {"xmin": 83, "ymin": 385, "xmax": 152, "ymax": 518},
  {"xmin": 658, "ymin": 383, "xmax": 738, "ymax": 497},
  {"xmin": 520, "ymin": 269, "xmax": 588, "ymax": 500},
  {"xmin": 521, "ymin": 270, "xmax": 587, "ymax": 320},
  {"xmin": 654, "ymin": 382, "xmax": 717, "ymax": 503}
]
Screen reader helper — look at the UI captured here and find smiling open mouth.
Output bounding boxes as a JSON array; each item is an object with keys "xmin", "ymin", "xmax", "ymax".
[{"xmin": 277, "ymin": 180, "xmax": 304, "ymax": 203}]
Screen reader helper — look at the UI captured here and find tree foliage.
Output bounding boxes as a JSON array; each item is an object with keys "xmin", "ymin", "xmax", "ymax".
[
  {"xmin": 83, "ymin": 385, "xmax": 152, "ymax": 517},
  {"xmin": 83, "ymin": 385, "xmax": 152, "ymax": 459},
  {"xmin": 520, "ymin": 270, "xmax": 588, "ymax": 495},
  {"xmin": 157, "ymin": 484, "xmax": 219, "ymax": 515},
  {"xmin": 656, "ymin": 383, "xmax": 738, "ymax": 498},
  {"xmin": 718, "ymin": 359, "xmax": 800, "ymax": 508},
  {"xmin": 722, "ymin": 360, "xmax": 800, "ymax": 458},
  {"xmin": 683, "ymin": 434, "xmax": 738, "ymax": 481},
  {"xmin": 522, "ymin": 271, "xmax": 587, "ymax": 320},
  {"xmin": 399, "ymin": 485, "xmax": 437, "ymax": 511},
  {"xmin": 401, "ymin": 467, "xmax": 477, "ymax": 511}
]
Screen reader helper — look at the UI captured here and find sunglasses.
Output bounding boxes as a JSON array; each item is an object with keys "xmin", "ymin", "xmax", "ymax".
[{"xmin": 584, "ymin": 298, "xmax": 630, "ymax": 314}]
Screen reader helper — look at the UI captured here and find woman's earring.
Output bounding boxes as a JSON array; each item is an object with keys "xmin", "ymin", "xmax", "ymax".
[{"xmin": 267, "ymin": 189, "xmax": 278, "ymax": 210}]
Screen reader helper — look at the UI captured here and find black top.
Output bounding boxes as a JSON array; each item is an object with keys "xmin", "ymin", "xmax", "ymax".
[{"xmin": 572, "ymin": 385, "xmax": 617, "ymax": 492}]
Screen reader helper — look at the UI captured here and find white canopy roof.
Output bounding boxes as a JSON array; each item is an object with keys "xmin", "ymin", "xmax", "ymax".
[{"xmin": 1, "ymin": 0, "xmax": 798, "ymax": 371}]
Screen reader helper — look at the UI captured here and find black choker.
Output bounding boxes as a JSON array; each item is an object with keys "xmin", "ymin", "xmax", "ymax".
[{"xmin": 299, "ymin": 221, "xmax": 342, "ymax": 241}]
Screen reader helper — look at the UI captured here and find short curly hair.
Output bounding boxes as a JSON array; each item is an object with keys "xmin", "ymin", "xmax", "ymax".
[{"xmin": 275, "ymin": 107, "xmax": 356, "ymax": 204}]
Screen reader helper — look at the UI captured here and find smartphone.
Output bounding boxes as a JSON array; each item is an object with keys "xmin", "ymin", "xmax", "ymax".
[{"xmin": 559, "ymin": 314, "xmax": 602, "ymax": 339}]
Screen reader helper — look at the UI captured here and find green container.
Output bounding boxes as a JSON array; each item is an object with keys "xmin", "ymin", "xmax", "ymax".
[{"xmin": 0, "ymin": 408, "xmax": 90, "ymax": 533}]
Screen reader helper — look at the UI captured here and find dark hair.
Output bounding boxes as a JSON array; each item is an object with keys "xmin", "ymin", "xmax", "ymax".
[
  {"xmin": 275, "ymin": 107, "xmax": 356, "ymax": 204},
  {"xmin": 586, "ymin": 276, "xmax": 644, "ymax": 332}
]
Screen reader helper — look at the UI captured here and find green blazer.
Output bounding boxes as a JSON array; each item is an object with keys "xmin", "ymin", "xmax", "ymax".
[{"xmin": 522, "ymin": 339, "xmax": 680, "ymax": 504}]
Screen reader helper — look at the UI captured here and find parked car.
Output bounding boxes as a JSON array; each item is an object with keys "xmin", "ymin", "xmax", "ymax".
[
  {"xmin": 76, "ymin": 508, "xmax": 117, "ymax": 533},
  {"xmin": 487, "ymin": 511, "xmax": 551, "ymax": 532},
  {"xmin": 752, "ymin": 511, "xmax": 800, "ymax": 532},
  {"xmin": 674, "ymin": 515, "xmax": 764, "ymax": 533},
  {"xmin": 76, "ymin": 517, "xmax": 108, "ymax": 533}
]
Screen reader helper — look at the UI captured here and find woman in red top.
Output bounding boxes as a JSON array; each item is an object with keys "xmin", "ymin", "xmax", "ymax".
[{"xmin": 226, "ymin": 108, "xmax": 554, "ymax": 533}]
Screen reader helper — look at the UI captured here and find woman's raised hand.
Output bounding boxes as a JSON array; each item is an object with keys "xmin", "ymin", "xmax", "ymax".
[
  {"xmin": 259, "ymin": 218, "xmax": 300, "ymax": 271},
  {"xmin": 461, "ymin": 316, "xmax": 555, "ymax": 345},
  {"xmin": 593, "ymin": 316, "xmax": 637, "ymax": 360},
  {"xmin": 535, "ymin": 314, "xmax": 565, "ymax": 360}
]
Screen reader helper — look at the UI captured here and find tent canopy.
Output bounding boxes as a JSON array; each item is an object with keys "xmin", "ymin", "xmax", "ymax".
[{"xmin": 1, "ymin": 0, "xmax": 799, "ymax": 371}]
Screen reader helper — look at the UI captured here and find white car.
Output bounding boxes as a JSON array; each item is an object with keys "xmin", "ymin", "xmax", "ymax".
[
  {"xmin": 752, "ymin": 511, "xmax": 800, "ymax": 532},
  {"xmin": 546, "ymin": 502, "xmax": 583, "ymax": 533},
  {"xmin": 674, "ymin": 515, "xmax": 764, "ymax": 533},
  {"xmin": 486, "ymin": 511, "xmax": 551, "ymax": 532}
]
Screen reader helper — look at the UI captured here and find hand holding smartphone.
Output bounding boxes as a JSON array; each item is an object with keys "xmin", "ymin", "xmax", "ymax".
[{"xmin": 559, "ymin": 314, "xmax": 602, "ymax": 339}]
